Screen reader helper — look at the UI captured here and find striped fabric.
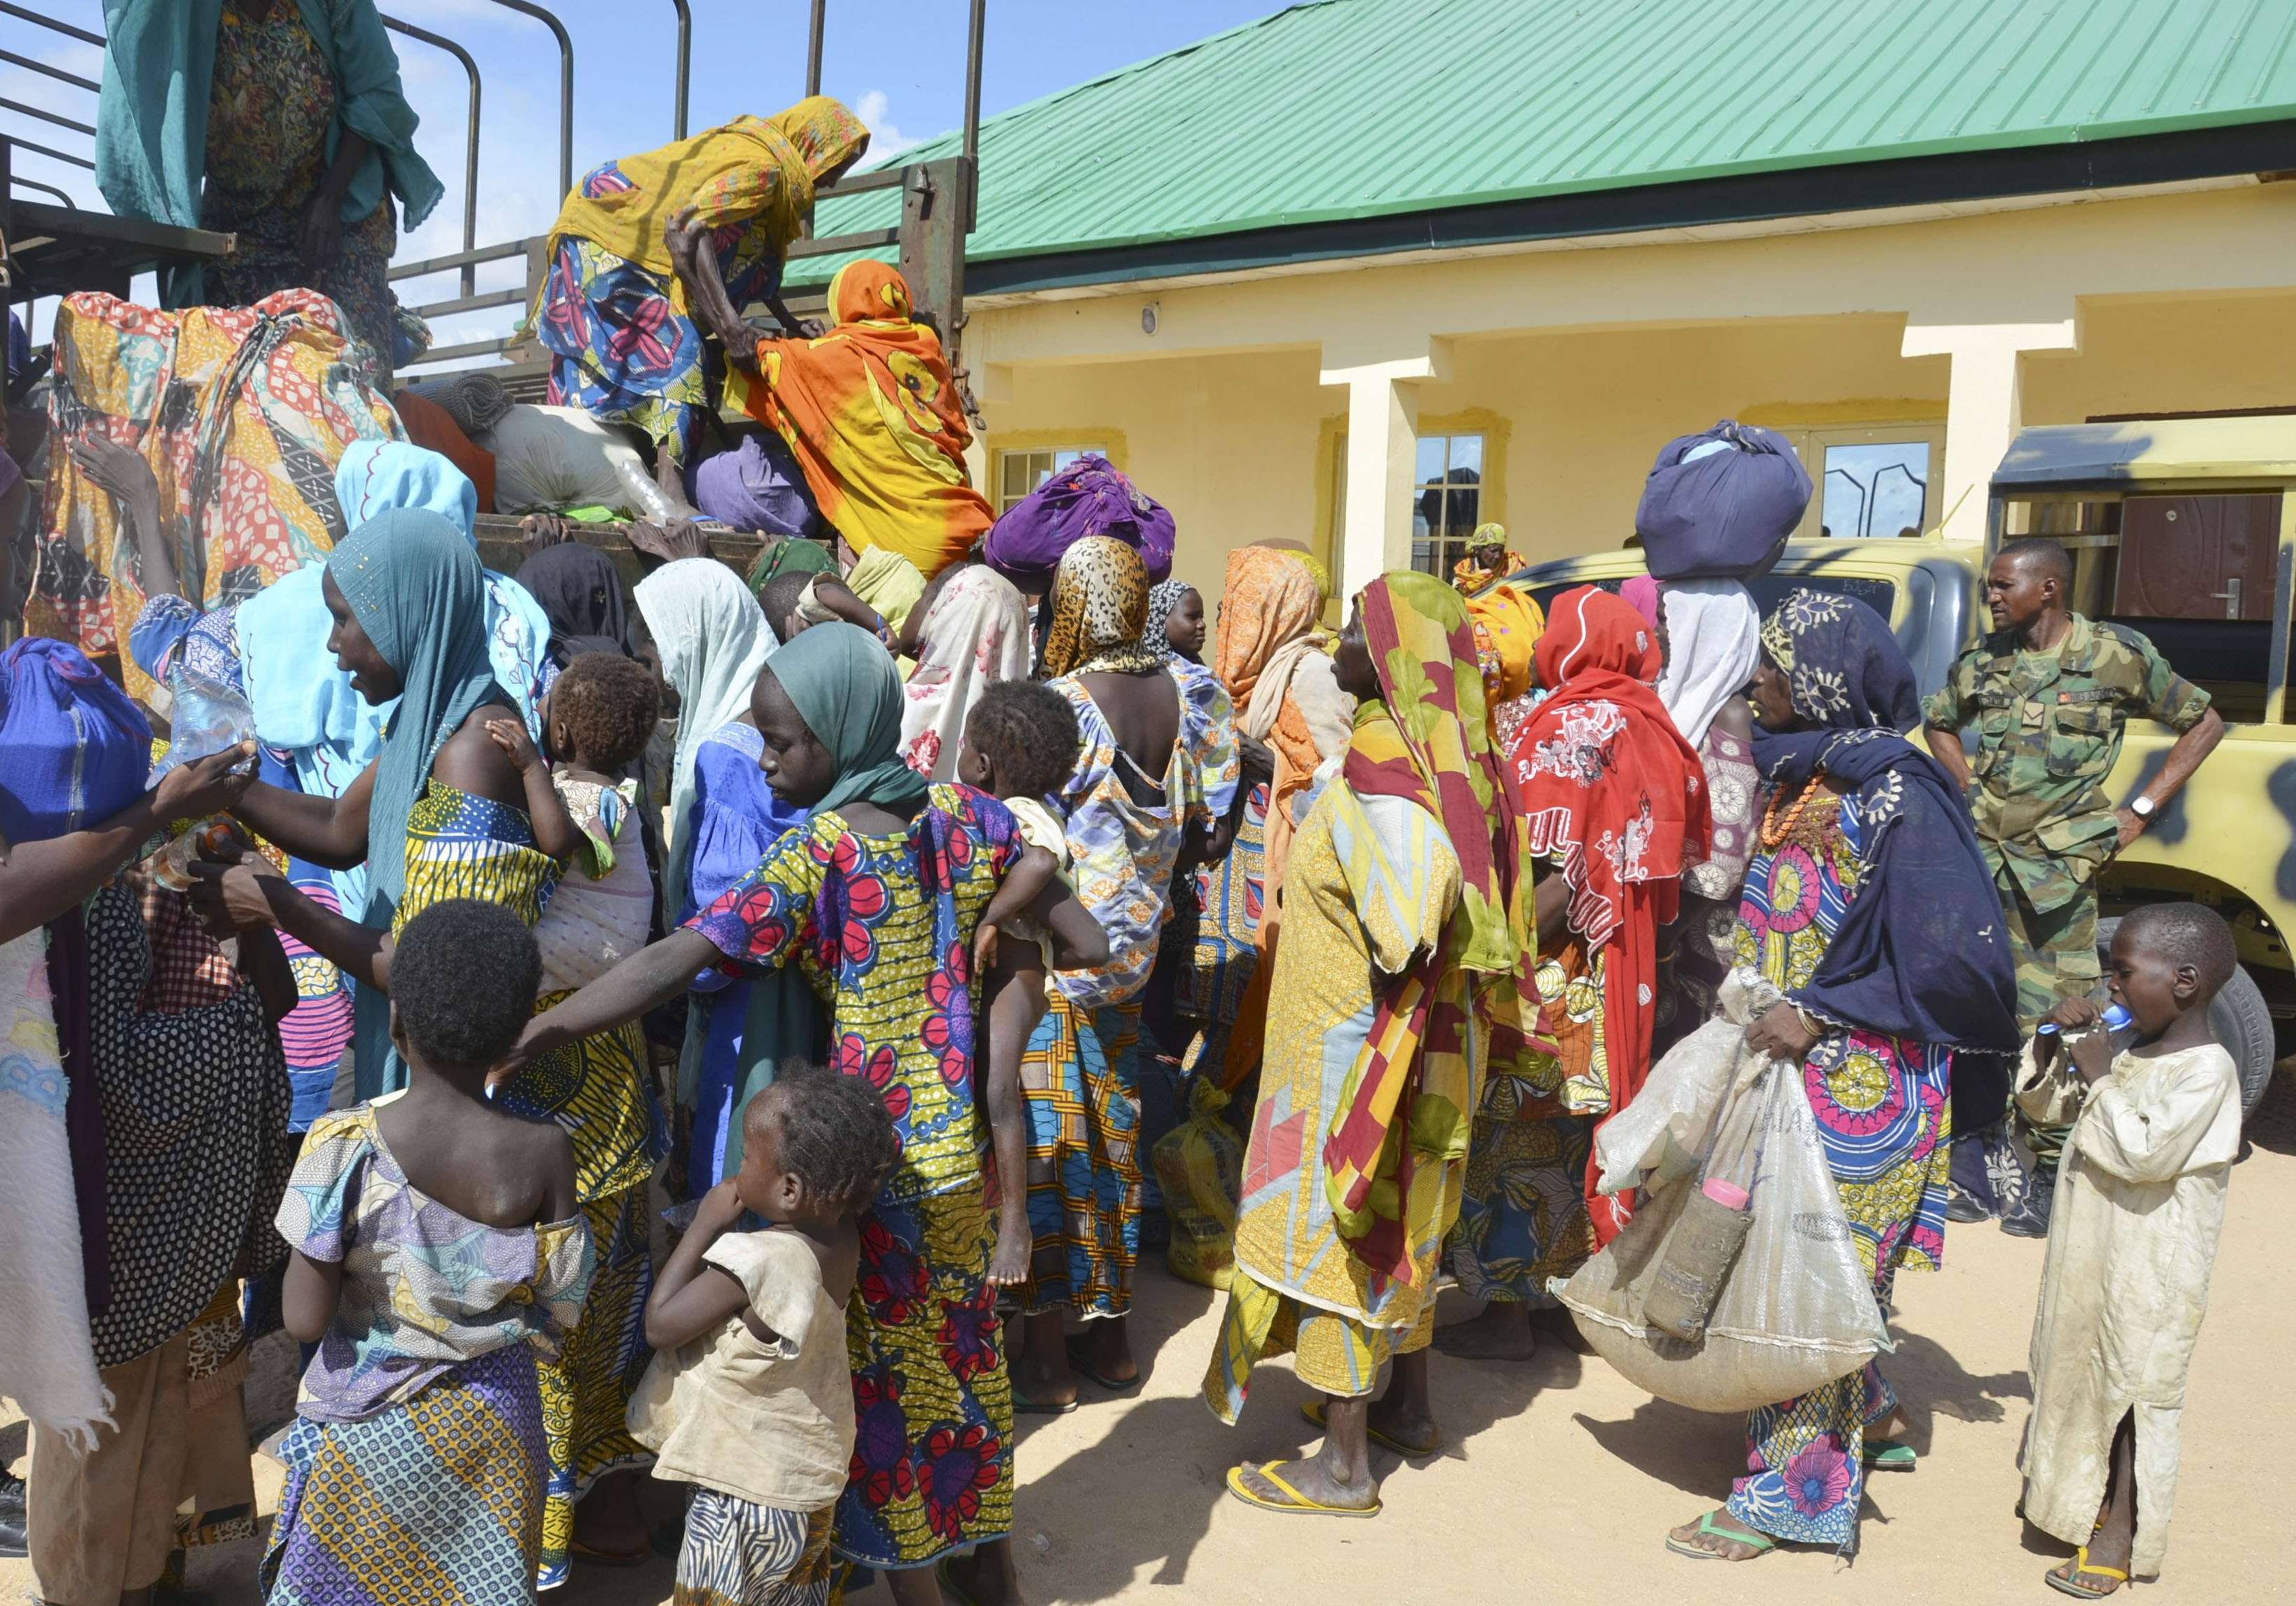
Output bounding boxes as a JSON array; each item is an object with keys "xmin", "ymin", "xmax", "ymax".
[{"xmin": 672, "ymin": 1492, "xmax": 834, "ymax": 1606}]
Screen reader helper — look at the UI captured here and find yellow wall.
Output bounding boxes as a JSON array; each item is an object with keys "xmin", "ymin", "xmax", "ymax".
[{"xmin": 968, "ymin": 183, "xmax": 2296, "ymax": 612}]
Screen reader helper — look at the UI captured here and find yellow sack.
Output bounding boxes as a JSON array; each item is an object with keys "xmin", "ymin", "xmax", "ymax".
[{"xmin": 1153, "ymin": 1078, "xmax": 1244, "ymax": 1290}]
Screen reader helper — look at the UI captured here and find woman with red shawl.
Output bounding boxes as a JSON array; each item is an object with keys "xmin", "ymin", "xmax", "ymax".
[{"xmin": 1441, "ymin": 584, "xmax": 1709, "ymax": 1361}]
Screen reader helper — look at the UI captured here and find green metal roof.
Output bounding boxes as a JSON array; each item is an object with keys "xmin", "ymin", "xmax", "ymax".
[{"xmin": 798, "ymin": 0, "xmax": 2296, "ymax": 289}]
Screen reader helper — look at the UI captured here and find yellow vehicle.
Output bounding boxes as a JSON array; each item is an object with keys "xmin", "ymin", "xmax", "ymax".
[{"xmin": 1511, "ymin": 413, "xmax": 2296, "ymax": 1116}]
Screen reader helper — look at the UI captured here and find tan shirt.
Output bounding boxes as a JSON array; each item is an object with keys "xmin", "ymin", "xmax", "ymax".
[{"xmin": 625, "ymin": 1228, "xmax": 853, "ymax": 1511}]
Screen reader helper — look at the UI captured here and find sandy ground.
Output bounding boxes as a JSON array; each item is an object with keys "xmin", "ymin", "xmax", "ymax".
[{"xmin": 8, "ymin": 1076, "xmax": 2295, "ymax": 1606}]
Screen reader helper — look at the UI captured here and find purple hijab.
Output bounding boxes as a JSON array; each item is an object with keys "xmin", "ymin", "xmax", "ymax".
[{"xmin": 983, "ymin": 454, "xmax": 1174, "ymax": 590}]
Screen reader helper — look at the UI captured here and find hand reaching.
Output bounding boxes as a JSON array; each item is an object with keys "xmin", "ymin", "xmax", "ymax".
[
  {"xmin": 971, "ymin": 919, "xmax": 1003, "ymax": 976},
  {"xmin": 485, "ymin": 717, "xmax": 549, "ymax": 777},
  {"xmin": 155, "ymin": 742, "xmax": 257, "ymax": 823},
  {"xmin": 68, "ymin": 431, "xmax": 158, "ymax": 505},
  {"xmin": 183, "ymin": 852, "xmax": 284, "ymax": 933},
  {"xmin": 519, "ymin": 513, "xmax": 575, "ymax": 558},
  {"xmin": 626, "ymin": 517, "xmax": 711, "ymax": 565}
]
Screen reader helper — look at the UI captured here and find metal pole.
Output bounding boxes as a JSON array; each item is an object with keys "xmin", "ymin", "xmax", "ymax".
[
  {"xmin": 0, "ymin": 96, "xmax": 91, "ymax": 136},
  {"xmin": 0, "ymin": 2, "xmax": 103, "ymax": 47},
  {"xmin": 4, "ymin": 134, "xmax": 91, "ymax": 170},
  {"xmin": 962, "ymin": 0, "xmax": 985, "ymax": 228},
  {"xmin": 0, "ymin": 48, "xmax": 98, "ymax": 93},
  {"xmin": 805, "ymin": 0, "xmax": 826, "ymax": 96},
  {"xmin": 668, "ymin": 0, "xmax": 690, "ymax": 139},
  {"xmin": 381, "ymin": 15, "xmax": 481, "ymax": 295},
  {"xmin": 482, "ymin": 0, "xmax": 572, "ymax": 199},
  {"xmin": 11, "ymin": 175, "xmax": 75, "ymax": 206}
]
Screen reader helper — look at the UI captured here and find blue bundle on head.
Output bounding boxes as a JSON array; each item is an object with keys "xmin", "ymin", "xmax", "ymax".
[
  {"xmin": 0, "ymin": 638, "xmax": 153, "ymax": 844},
  {"xmin": 1635, "ymin": 421, "xmax": 1814, "ymax": 582}
]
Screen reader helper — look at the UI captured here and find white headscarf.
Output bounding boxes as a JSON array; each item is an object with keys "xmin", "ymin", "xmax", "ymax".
[
  {"xmin": 899, "ymin": 565, "xmax": 1032, "ymax": 781},
  {"xmin": 634, "ymin": 558, "xmax": 778, "ymax": 901},
  {"xmin": 1653, "ymin": 578, "xmax": 1760, "ymax": 748}
]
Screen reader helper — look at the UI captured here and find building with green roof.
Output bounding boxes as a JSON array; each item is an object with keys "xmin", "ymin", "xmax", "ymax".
[{"xmin": 807, "ymin": 0, "xmax": 2296, "ymax": 596}]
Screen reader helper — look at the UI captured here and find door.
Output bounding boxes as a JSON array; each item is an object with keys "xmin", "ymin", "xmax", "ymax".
[{"xmin": 2114, "ymin": 493, "xmax": 2279, "ymax": 621}]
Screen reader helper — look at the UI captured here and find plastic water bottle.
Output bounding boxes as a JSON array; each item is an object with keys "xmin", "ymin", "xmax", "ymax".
[{"xmin": 2035, "ymin": 1002, "xmax": 2134, "ymax": 1041}]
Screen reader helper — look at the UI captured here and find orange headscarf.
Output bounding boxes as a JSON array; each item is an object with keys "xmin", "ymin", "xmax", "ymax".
[{"xmin": 734, "ymin": 261, "xmax": 991, "ymax": 578}]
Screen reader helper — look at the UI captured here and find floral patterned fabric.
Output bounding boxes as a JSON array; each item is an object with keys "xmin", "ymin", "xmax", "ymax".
[
  {"xmin": 1726, "ymin": 790, "xmax": 1951, "ymax": 1552},
  {"xmin": 683, "ymin": 783, "xmax": 1020, "ymax": 1569},
  {"xmin": 202, "ymin": 0, "xmax": 397, "ymax": 371},
  {"xmin": 1047, "ymin": 668, "xmax": 1238, "ymax": 1012},
  {"xmin": 1654, "ymin": 717, "xmax": 1763, "ymax": 1058},
  {"xmin": 31, "ymin": 289, "xmax": 398, "ymax": 705}
]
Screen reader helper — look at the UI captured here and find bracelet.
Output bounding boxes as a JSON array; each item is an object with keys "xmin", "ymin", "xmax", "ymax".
[{"xmin": 1793, "ymin": 1003, "xmax": 1825, "ymax": 1037}]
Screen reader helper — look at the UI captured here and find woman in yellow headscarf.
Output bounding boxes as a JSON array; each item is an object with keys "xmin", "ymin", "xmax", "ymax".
[
  {"xmin": 673, "ymin": 235, "xmax": 993, "ymax": 580},
  {"xmin": 535, "ymin": 98, "xmax": 870, "ymax": 480}
]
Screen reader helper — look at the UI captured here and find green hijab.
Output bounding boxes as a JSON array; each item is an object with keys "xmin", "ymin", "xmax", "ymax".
[
  {"xmin": 744, "ymin": 533, "xmax": 836, "ymax": 600},
  {"xmin": 766, "ymin": 622, "xmax": 931, "ymax": 816}
]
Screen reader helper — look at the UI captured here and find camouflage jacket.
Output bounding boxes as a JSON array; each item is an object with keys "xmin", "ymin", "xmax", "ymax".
[{"xmin": 1922, "ymin": 613, "xmax": 2211, "ymax": 912}]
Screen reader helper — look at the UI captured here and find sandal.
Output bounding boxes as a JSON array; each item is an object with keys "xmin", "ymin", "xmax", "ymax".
[
  {"xmin": 1223, "ymin": 1460, "xmax": 1381, "ymax": 1518},
  {"xmin": 1010, "ymin": 1383, "xmax": 1079, "ymax": 1416},
  {"xmin": 1863, "ymin": 1437, "xmax": 1917, "ymax": 1471},
  {"xmin": 1299, "ymin": 1398, "xmax": 1443, "ymax": 1458},
  {"xmin": 1065, "ymin": 1334, "xmax": 1143, "ymax": 1395},
  {"xmin": 2045, "ymin": 1546, "xmax": 2128, "ymax": 1600},
  {"xmin": 1664, "ymin": 1511, "xmax": 1777, "ymax": 1561}
]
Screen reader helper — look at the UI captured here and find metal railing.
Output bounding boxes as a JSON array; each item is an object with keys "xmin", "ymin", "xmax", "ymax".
[{"xmin": 0, "ymin": 1, "xmax": 984, "ymax": 378}]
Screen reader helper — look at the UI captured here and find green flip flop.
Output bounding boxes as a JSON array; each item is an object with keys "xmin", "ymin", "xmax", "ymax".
[
  {"xmin": 1665, "ymin": 1511, "xmax": 1778, "ymax": 1561},
  {"xmin": 1864, "ymin": 1437, "xmax": 1917, "ymax": 1471}
]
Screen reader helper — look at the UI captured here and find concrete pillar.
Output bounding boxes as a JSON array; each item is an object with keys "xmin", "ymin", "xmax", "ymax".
[
  {"xmin": 1320, "ymin": 349, "xmax": 1445, "ymax": 600},
  {"xmin": 1901, "ymin": 319, "xmax": 2079, "ymax": 542}
]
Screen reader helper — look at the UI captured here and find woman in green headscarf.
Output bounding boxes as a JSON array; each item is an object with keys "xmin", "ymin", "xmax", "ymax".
[
  {"xmin": 199, "ymin": 507, "xmax": 663, "ymax": 1580},
  {"xmin": 504, "ymin": 622, "xmax": 1107, "ymax": 1601}
]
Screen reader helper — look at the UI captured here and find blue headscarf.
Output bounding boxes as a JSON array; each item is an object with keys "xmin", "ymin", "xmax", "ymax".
[
  {"xmin": 334, "ymin": 440, "xmax": 478, "ymax": 535},
  {"xmin": 326, "ymin": 508, "xmax": 498, "ymax": 910},
  {"xmin": 763, "ymin": 622, "xmax": 930, "ymax": 818},
  {"xmin": 1752, "ymin": 590, "xmax": 2017, "ymax": 1051}
]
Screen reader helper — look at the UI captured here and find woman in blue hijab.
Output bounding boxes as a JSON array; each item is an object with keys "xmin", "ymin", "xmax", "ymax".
[{"xmin": 198, "ymin": 507, "xmax": 663, "ymax": 1579}]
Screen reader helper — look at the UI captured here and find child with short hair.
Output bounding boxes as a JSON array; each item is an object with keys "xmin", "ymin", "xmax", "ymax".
[
  {"xmin": 2020, "ymin": 902, "xmax": 2242, "ymax": 1598},
  {"xmin": 487, "ymin": 652, "xmax": 662, "ymax": 995},
  {"xmin": 629, "ymin": 1072, "xmax": 899, "ymax": 1605},
  {"xmin": 959, "ymin": 680, "xmax": 1135, "ymax": 1410},
  {"xmin": 264, "ymin": 898, "xmax": 589, "ymax": 1604}
]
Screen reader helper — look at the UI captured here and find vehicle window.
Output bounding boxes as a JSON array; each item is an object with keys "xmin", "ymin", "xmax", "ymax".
[
  {"xmin": 1817, "ymin": 441, "xmax": 1932, "ymax": 539},
  {"xmin": 1527, "ymin": 574, "xmax": 1896, "ymax": 620},
  {"xmin": 2005, "ymin": 492, "xmax": 2277, "ymax": 723}
]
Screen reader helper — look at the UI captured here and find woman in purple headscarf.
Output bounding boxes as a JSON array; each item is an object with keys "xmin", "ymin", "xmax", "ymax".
[{"xmin": 983, "ymin": 454, "xmax": 1175, "ymax": 595}]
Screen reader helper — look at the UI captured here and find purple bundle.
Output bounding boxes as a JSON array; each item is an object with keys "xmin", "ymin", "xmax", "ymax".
[{"xmin": 983, "ymin": 454, "xmax": 1174, "ymax": 590}]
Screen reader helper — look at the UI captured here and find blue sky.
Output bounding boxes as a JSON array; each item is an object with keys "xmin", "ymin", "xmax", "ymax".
[{"xmin": 1, "ymin": 0, "xmax": 1284, "ymax": 344}]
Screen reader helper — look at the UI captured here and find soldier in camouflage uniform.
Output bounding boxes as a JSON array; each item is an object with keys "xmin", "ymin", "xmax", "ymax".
[{"xmin": 1924, "ymin": 537, "xmax": 2223, "ymax": 1234}]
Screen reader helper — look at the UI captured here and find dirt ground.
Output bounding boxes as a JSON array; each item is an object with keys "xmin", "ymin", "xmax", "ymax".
[{"xmin": 8, "ymin": 1075, "xmax": 2295, "ymax": 1605}]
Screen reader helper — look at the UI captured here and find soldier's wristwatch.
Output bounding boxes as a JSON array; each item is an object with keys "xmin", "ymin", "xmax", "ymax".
[{"xmin": 2129, "ymin": 795, "xmax": 2157, "ymax": 821}]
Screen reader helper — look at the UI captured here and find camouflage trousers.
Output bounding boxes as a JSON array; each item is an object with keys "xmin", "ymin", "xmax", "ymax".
[{"xmin": 2000, "ymin": 870, "xmax": 2104, "ymax": 1167}]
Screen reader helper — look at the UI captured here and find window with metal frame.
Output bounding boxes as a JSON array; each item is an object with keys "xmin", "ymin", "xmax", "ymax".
[
  {"xmin": 1774, "ymin": 424, "xmax": 1946, "ymax": 540},
  {"xmin": 994, "ymin": 447, "xmax": 1108, "ymax": 514},
  {"xmin": 1411, "ymin": 433, "xmax": 1485, "ymax": 578}
]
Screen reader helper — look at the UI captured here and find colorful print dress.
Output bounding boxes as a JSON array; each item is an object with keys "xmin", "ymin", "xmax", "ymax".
[
  {"xmin": 263, "ymin": 1104, "xmax": 593, "ymax": 1605},
  {"xmin": 686, "ymin": 783, "xmax": 1022, "ymax": 1570},
  {"xmin": 1727, "ymin": 790, "xmax": 1952, "ymax": 1551},
  {"xmin": 204, "ymin": 1, "xmax": 398, "ymax": 371},
  {"xmin": 393, "ymin": 782, "xmax": 662, "ymax": 1586},
  {"xmin": 1206, "ymin": 786, "xmax": 1471, "ymax": 1418},
  {"xmin": 1024, "ymin": 669, "xmax": 1239, "ymax": 1322}
]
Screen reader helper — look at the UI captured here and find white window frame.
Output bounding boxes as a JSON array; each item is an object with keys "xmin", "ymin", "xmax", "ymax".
[
  {"xmin": 1410, "ymin": 431, "xmax": 1488, "ymax": 577},
  {"xmin": 1777, "ymin": 423, "xmax": 1947, "ymax": 540},
  {"xmin": 992, "ymin": 445, "xmax": 1109, "ymax": 514}
]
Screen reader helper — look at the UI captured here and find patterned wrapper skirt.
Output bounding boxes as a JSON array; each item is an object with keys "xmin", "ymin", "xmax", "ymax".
[
  {"xmin": 1014, "ymin": 995, "xmax": 1139, "ymax": 1319},
  {"xmin": 836, "ymin": 1179, "xmax": 1012, "ymax": 1570},
  {"xmin": 261, "ymin": 1345, "xmax": 547, "ymax": 1605},
  {"xmin": 673, "ymin": 1492, "xmax": 834, "ymax": 1606},
  {"xmin": 499, "ymin": 1004, "xmax": 662, "ymax": 1588}
]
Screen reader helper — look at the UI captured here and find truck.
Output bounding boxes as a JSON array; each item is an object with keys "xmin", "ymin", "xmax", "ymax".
[{"xmin": 1509, "ymin": 413, "xmax": 2296, "ymax": 1118}]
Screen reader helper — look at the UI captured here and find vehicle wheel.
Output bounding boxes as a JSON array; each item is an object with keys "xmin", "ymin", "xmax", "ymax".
[{"xmin": 2095, "ymin": 915, "xmax": 2277, "ymax": 1119}]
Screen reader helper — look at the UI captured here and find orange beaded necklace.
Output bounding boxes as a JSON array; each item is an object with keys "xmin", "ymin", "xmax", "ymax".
[{"xmin": 1759, "ymin": 770, "xmax": 1828, "ymax": 849}]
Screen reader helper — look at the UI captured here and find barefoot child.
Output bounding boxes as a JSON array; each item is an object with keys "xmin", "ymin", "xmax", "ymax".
[
  {"xmin": 503, "ymin": 622, "xmax": 1106, "ymax": 1606},
  {"xmin": 264, "ymin": 899, "xmax": 589, "ymax": 1603},
  {"xmin": 629, "ymin": 1073, "xmax": 899, "ymax": 1605},
  {"xmin": 2019, "ymin": 903, "xmax": 2242, "ymax": 1598},
  {"xmin": 955, "ymin": 680, "xmax": 1118, "ymax": 1412}
]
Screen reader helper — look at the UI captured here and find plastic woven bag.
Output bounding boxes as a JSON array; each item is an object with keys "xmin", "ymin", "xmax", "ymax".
[
  {"xmin": 1555, "ymin": 1051, "xmax": 1891, "ymax": 1414},
  {"xmin": 1153, "ymin": 1077, "xmax": 1243, "ymax": 1290},
  {"xmin": 1592, "ymin": 969, "xmax": 1779, "ymax": 1198}
]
